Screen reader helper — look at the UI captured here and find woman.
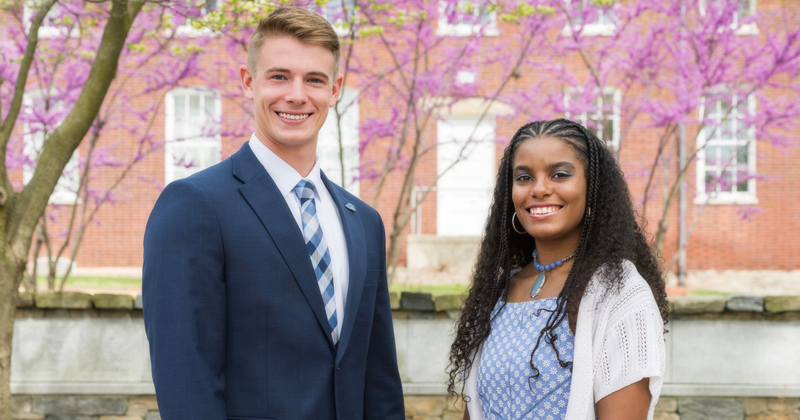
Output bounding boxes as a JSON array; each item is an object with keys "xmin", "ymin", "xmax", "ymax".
[{"xmin": 447, "ymin": 119, "xmax": 669, "ymax": 420}]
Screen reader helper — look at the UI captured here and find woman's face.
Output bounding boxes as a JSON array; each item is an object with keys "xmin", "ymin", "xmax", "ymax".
[{"xmin": 511, "ymin": 136, "xmax": 587, "ymax": 249}]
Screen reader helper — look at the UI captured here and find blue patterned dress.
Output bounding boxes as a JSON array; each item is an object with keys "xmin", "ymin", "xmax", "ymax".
[{"xmin": 478, "ymin": 297, "xmax": 575, "ymax": 420}]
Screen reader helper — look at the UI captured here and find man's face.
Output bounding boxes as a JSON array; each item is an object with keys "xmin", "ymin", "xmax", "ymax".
[{"xmin": 241, "ymin": 35, "xmax": 342, "ymax": 159}]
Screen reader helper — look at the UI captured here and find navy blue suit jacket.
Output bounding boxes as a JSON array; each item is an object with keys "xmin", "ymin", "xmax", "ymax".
[{"xmin": 143, "ymin": 143, "xmax": 404, "ymax": 420}]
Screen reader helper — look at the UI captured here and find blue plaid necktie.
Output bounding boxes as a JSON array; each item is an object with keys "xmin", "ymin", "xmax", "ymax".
[{"xmin": 294, "ymin": 179, "xmax": 338, "ymax": 344}]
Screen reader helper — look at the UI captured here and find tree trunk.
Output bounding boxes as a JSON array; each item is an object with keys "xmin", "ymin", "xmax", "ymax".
[{"xmin": 0, "ymin": 260, "xmax": 23, "ymax": 420}]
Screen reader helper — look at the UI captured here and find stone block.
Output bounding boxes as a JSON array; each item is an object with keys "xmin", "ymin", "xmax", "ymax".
[
  {"xmin": 746, "ymin": 415, "xmax": 796, "ymax": 420},
  {"xmin": 656, "ymin": 397, "xmax": 678, "ymax": 413},
  {"xmin": 654, "ymin": 414, "xmax": 680, "ymax": 420},
  {"xmin": 765, "ymin": 296, "xmax": 800, "ymax": 313},
  {"xmin": 445, "ymin": 395, "xmax": 465, "ymax": 413},
  {"xmin": 401, "ymin": 292, "xmax": 435, "ymax": 311},
  {"xmin": 93, "ymin": 294, "xmax": 133, "ymax": 310},
  {"xmin": 145, "ymin": 413, "xmax": 161, "ymax": 420},
  {"xmin": 32, "ymin": 396, "xmax": 127, "ymax": 415},
  {"xmin": 390, "ymin": 292, "xmax": 400, "ymax": 310},
  {"xmin": 671, "ymin": 296, "xmax": 726, "ymax": 314},
  {"xmin": 128, "ymin": 398, "xmax": 158, "ymax": 411},
  {"xmin": 746, "ymin": 398, "xmax": 769, "ymax": 415},
  {"xmin": 11, "ymin": 414, "xmax": 45, "ymax": 420},
  {"xmin": 404, "ymin": 396, "xmax": 446, "ymax": 416},
  {"xmin": 443, "ymin": 412, "xmax": 464, "ymax": 420},
  {"xmin": 126, "ymin": 404, "xmax": 148, "ymax": 418},
  {"xmin": 18, "ymin": 292, "xmax": 35, "ymax": 308},
  {"xmin": 434, "ymin": 294, "xmax": 465, "ymax": 311},
  {"xmin": 43, "ymin": 417, "xmax": 95, "ymax": 420},
  {"xmin": 727, "ymin": 295, "xmax": 764, "ymax": 312},
  {"xmin": 35, "ymin": 292, "xmax": 92, "ymax": 309},
  {"xmin": 679, "ymin": 397, "xmax": 744, "ymax": 420},
  {"xmin": 11, "ymin": 395, "xmax": 32, "ymax": 414},
  {"xmin": 134, "ymin": 294, "xmax": 143, "ymax": 309},
  {"xmin": 15, "ymin": 308, "xmax": 45, "ymax": 318},
  {"xmin": 768, "ymin": 398, "xmax": 800, "ymax": 413}
]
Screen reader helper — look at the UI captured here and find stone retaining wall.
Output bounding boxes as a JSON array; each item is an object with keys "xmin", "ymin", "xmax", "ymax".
[{"xmin": 10, "ymin": 291, "xmax": 800, "ymax": 420}]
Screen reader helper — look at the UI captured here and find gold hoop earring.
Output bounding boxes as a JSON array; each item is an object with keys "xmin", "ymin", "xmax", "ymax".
[{"xmin": 511, "ymin": 212, "xmax": 526, "ymax": 235}]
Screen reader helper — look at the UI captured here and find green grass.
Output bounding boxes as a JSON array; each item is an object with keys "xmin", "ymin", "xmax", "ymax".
[
  {"xmin": 688, "ymin": 289, "xmax": 730, "ymax": 297},
  {"xmin": 35, "ymin": 276, "xmax": 142, "ymax": 290},
  {"xmin": 389, "ymin": 283, "xmax": 469, "ymax": 296}
]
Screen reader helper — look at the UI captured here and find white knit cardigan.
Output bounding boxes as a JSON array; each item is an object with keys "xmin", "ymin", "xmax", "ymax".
[{"xmin": 464, "ymin": 260, "xmax": 666, "ymax": 420}]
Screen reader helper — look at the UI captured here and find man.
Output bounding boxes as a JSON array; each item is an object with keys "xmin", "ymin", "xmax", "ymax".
[{"xmin": 143, "ymin": 7, "xmax": 405, "ymax": 420}]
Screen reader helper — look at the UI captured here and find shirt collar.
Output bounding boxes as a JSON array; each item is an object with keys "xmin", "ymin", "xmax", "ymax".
[{"xmin": 248, "ymin": 133, "xmax": 324, "ymax": 201}]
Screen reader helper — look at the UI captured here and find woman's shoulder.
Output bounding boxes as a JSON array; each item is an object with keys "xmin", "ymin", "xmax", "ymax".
[
  {"xmin": 589, "ymin": 260, "xmax": 658, "ymax": 317},
  {"xmin": 590, "ymin": 259, "xmax": 650, "ymax": 292}
]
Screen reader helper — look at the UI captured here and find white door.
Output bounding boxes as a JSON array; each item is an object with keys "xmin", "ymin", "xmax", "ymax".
[{"xmin": 436, "ymin": 116, "xmax": 495, "ymax": 236}]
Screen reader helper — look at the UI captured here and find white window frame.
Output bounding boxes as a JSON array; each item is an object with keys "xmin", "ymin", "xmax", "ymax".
[
  {"xmin": 22, "ymin": 90, "xmax": 79, "ymax": 205},
  {"xmin": 437, "ymin": 0, "xmax": 499, "ymax": 37},
  {"xmin": 318, "ymin": 0, "xmax": 355, "ymax": 36},
  {"xmin": 695, "ymin": 93, "xmax": 757, "ymax": 205},
  {"xmin": 564, "ymin": 87, "xmax": 621, "ymax": 151},
  {"xmin": 317, "ymin": 88, "xmax": 360, "ymax": 196},
  {"xmin": 699, "ymin": 0, "xmax": 758, "ymax": 36},
  {"xmin": 23, "ymin": 0, "xmax": 79, "ymax": 39},
  {"xmin": 172, "ymin": 0, "xmax": 218, "ymax": 37},
  {"xmin": 561, "ymin": 0, "xmax": 616, "ymax": 37},
  {"xmin": 164, "ymin": 87, "xmax": 222, "ymax": 184}
]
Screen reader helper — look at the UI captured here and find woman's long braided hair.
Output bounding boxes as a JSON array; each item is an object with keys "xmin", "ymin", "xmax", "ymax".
[{"xmin": 446, "ymin": 118, "xmax": 669, "ymax": 399}]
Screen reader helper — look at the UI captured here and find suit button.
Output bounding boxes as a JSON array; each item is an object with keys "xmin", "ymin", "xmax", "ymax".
[{"xmin": 337, "ymin": 365, "xmax": 341, "ymax": 370}]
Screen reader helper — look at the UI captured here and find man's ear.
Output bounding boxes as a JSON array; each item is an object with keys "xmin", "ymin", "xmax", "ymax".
[
  {"xmin": 329, "ymin": 74, "xmax": 344, "ymax": 107},
  {"xmin": 240, "ymin": 65, "xmax": 255, "ymax": 99}
]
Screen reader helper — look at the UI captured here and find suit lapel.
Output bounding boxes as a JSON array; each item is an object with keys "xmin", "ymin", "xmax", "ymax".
[
  {"xmin": 232, "ymin": 144, "xmax": 336, "ymax": 347},
  {"xmin": 321, "ymin": 173, "xmax": 367, "ymax": 362}
]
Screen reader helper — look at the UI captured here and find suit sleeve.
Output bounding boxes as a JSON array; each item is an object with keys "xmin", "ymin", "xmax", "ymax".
[
  {"xmin": 142, "ymin": 180, "xmax": 227, "ymax": 420},
  {"xmin": 363, "ymin": 216, "xmax": 406, "ymax": 420}
]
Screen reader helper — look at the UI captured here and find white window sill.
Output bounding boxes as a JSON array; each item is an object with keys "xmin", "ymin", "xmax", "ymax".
[
  {"xmin": 561, "ymin": 23, "xmax": 616, "ymax": 37},
  {"xmin": 437, "ymin": 25, "xmax": 499, "ymax": 37},
  {"xmin": 735, "ymin": 23, "xmax": 759, "ymax": 36},
  {"xmin": 33, "ymin": 26, "xmax": 79, "ymax": 39},
  {"xmin": 694, "ymin": 194, "xmax": 758, "ymax": 206},
  {"xmin": 169, "ymin": 24, "xmax": 215, "ymax": 38},
  {"xmin": 48, "ymin": 195, "xmax": 79, "ymax": 206}
]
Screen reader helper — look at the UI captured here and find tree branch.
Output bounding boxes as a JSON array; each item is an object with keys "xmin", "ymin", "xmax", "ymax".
[{"xmin": 9, "ymin": 0, "xmax": 145, "ymax": 263}]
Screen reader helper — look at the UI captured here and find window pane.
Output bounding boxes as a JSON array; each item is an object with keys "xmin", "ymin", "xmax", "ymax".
[
  {"xmin": 585, "ymin": 120, "xmax": 599, "ymax": 137},
  {"xmin": 204, "ymin": 95, "xmax": 215, "ymax": 117},
  {"xmin": 722, "ymin": 117, "xmax": 734, "ymax": 138},
  {"xmin": 720, "ymin": 145, "xmax": 733, "ymax": 164},
  {"xmin": 705, "ymin": 172, "xmax": 716, "ymax": 192},
  {"xmin": 738, "ymin": 0, "xmax": 751, "ymax": 18},
  {"xmin": 175, "ymin": 95, "xmax": 185, "ymax": 117},
  {"xmin": 721, "ymin": 170, "xmax": 733, "ymax": 193},
  {"xmin": 189, "ymin": 95, "xmax": 200, "ymax": 118},
  {"xmin": 737, "ymin": 147, "xmax": 748, "ymax": 164},
  {"xmin": 602, "ymin": 119, "xmax": 613, "ymax": 144},
  {"xmin": 705, "ymin": 146, "xmax": 718, "ymax": 165}
]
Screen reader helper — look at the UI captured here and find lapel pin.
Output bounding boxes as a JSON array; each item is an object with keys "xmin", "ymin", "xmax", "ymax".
[{"xmin": 345, "ymin": 203, "xmax": 356, "ymax": 212}]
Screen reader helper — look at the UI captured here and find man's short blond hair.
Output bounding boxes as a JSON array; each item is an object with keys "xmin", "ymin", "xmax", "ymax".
[{"xmin": 247, "ymin": 7, "xmax": 341, "ymax": 78}]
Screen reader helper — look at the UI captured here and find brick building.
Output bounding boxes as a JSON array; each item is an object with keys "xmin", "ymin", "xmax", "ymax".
[{"xmin": 14, "ymin": 0, "xmax": 800, "ymax": 279}]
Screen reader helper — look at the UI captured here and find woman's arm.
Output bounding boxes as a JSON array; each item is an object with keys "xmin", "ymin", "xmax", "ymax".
[{"xmin": 596, "ymin": 378, "xmax": 651, "ymax": 420}]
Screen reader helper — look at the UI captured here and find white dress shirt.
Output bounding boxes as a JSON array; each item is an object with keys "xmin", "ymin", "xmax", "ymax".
[{"xmin": 248, "ymin": 134, "xmax": 349, "ymax": 340}]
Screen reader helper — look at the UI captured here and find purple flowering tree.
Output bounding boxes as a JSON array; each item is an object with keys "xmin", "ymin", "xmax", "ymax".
[
  {"xmin": 504, "ymin": 0, "xmax": 800, "ymax": 276},
  {"xmin": 331, "ymin": 0, "xmax": 558, "ymax": 276},
  {"xmin": 0, "ymin": 0, "xmax": 218, "ymax": 414}
]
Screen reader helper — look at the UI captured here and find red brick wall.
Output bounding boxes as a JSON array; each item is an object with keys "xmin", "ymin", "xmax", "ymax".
[{"xmin": 16, "ymin": 0, "xmax": 800, "ymax": 273}]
